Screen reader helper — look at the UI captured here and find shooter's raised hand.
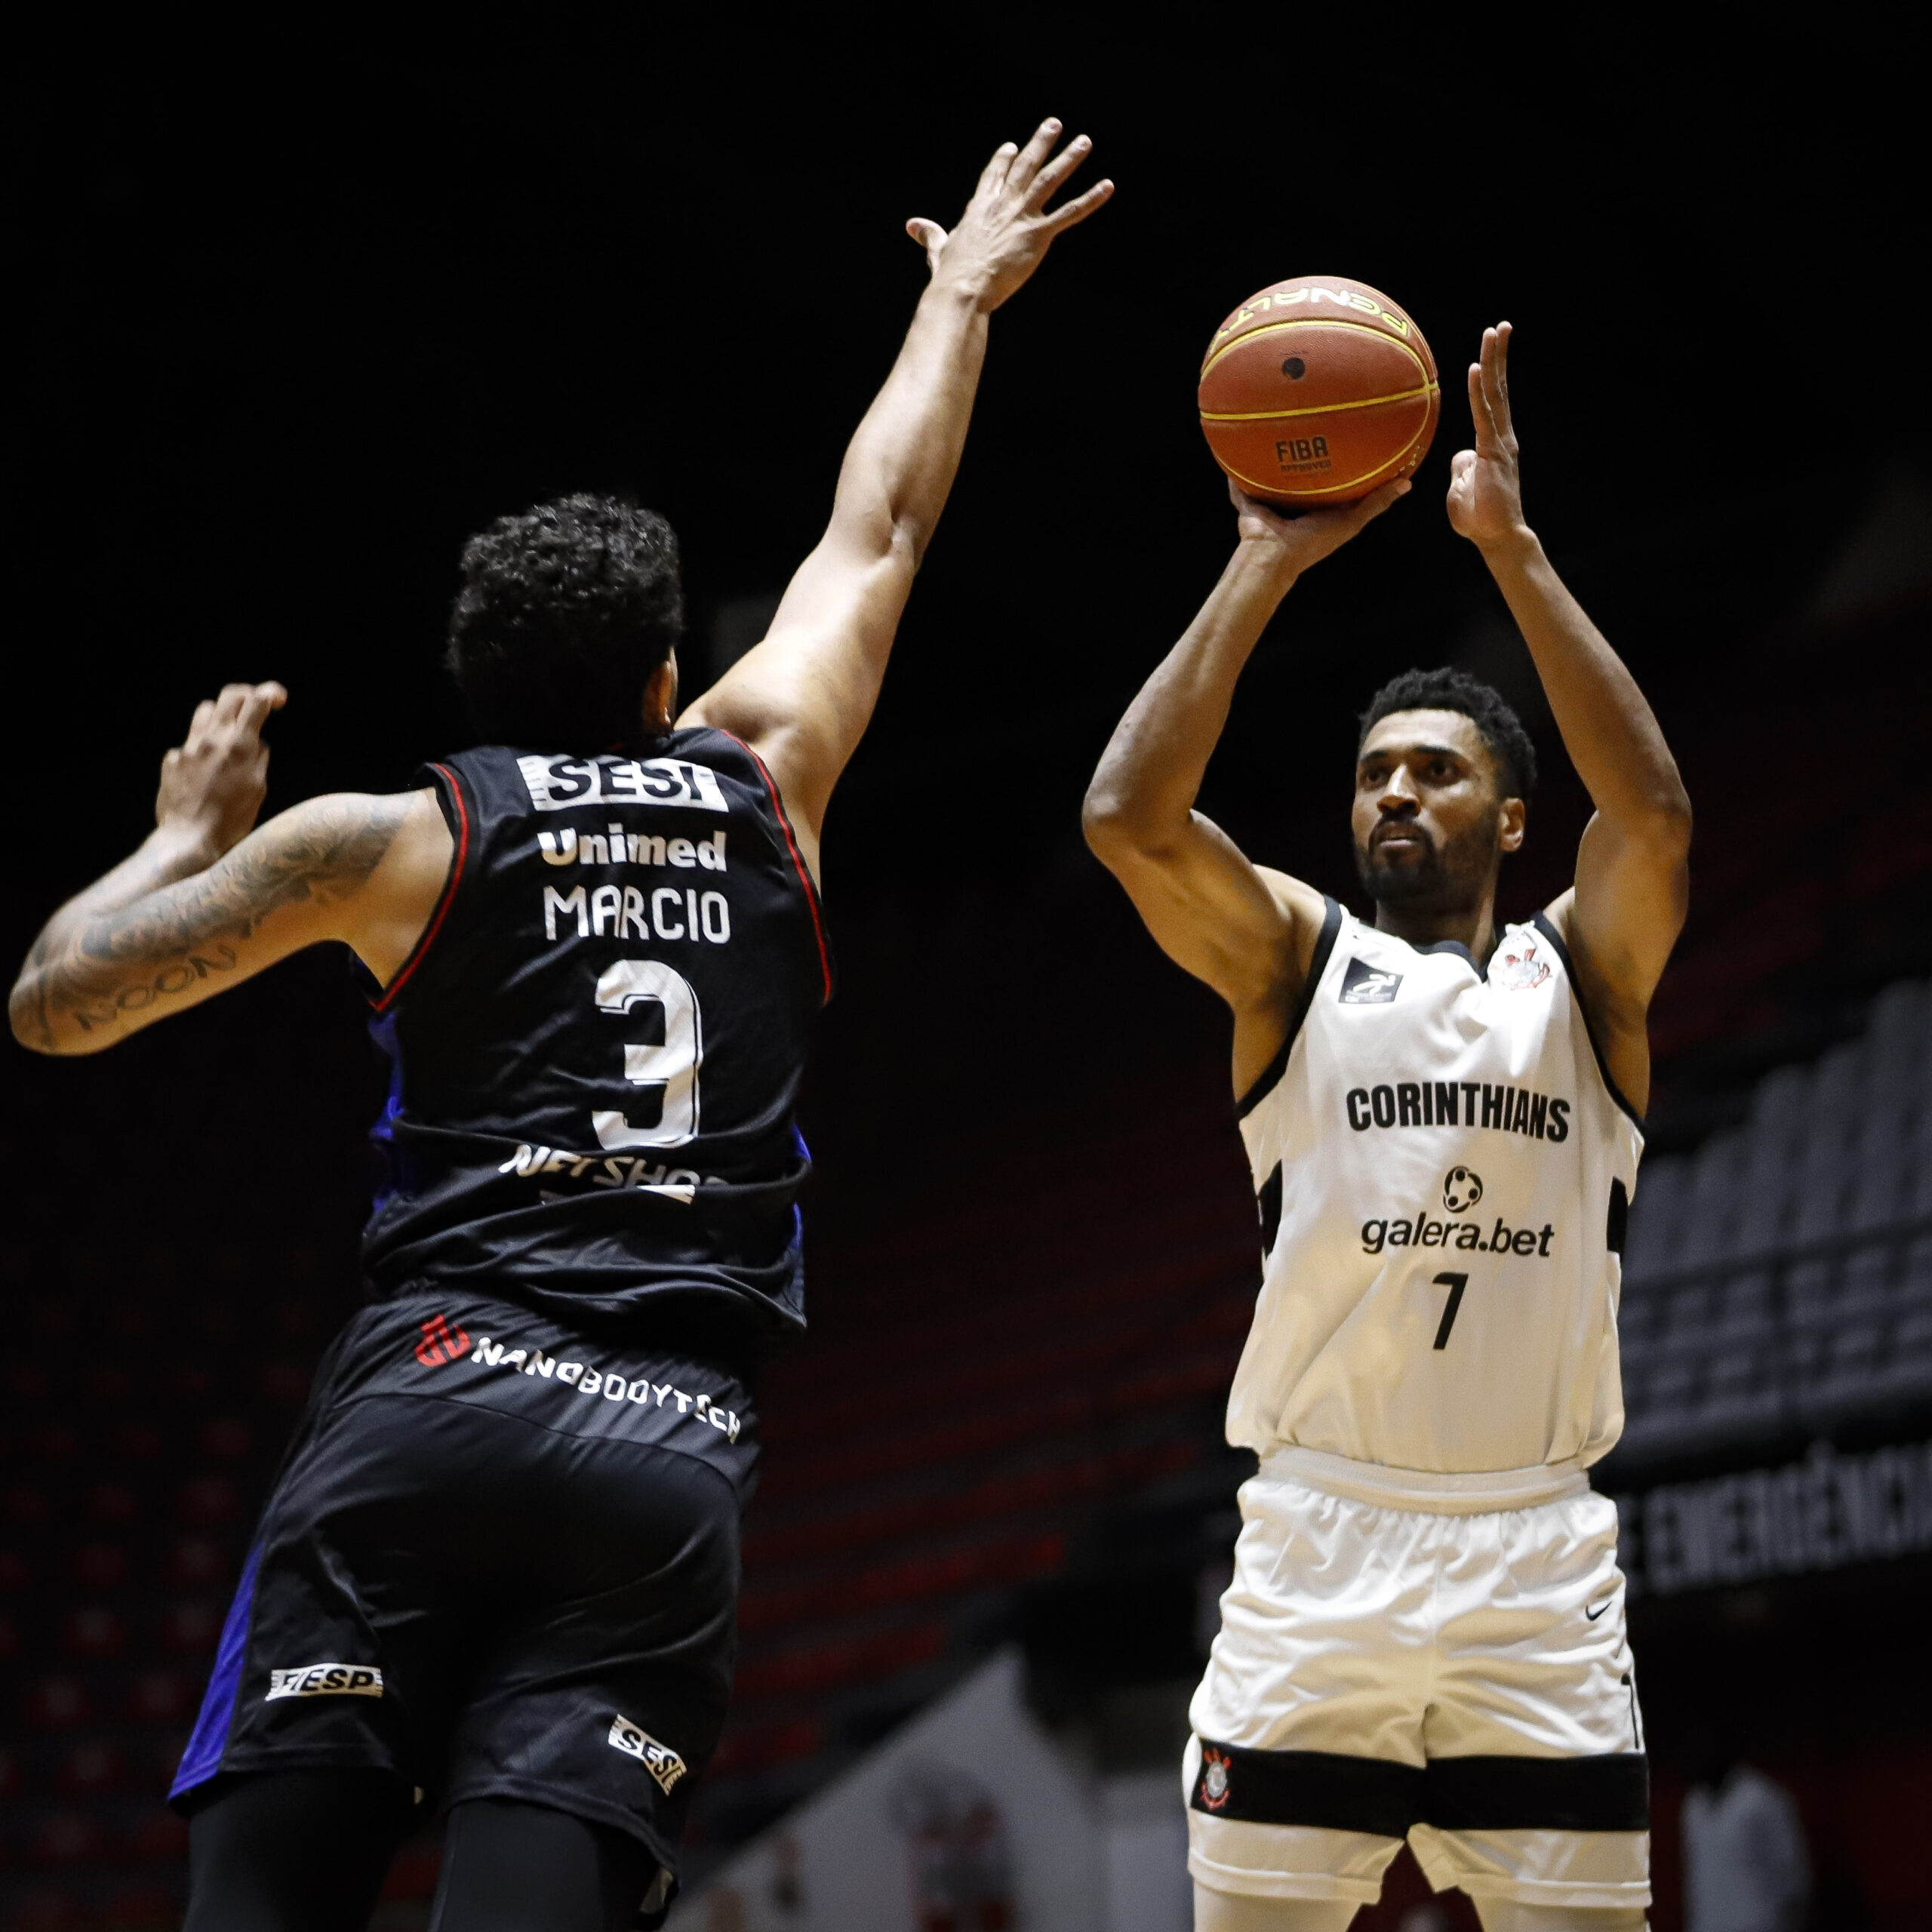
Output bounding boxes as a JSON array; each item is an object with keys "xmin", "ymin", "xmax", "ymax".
[
  {"xmin": 155, "ymin": 681, "xmax": 288, "ymax": 863},
  {"xmin": 1229, "ymin": 475, "xmax": 1411, "ymax": 584},
  {"xmin": 906, "ymin": 118, "xmax": 1112, "ymax": 313},
  {"xmin": 1447, "ymin": 322, "xmax": 1531, "ymax": 551}
]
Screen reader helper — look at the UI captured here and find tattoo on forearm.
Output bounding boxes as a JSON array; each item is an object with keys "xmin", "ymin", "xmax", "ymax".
[{"xmin": 14, "ymin": 795, "xmax": 411, "ymax": 1047}]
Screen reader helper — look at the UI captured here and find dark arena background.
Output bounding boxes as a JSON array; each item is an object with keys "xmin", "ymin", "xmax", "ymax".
[{"xmin": 5, "ymin": 45, "xmax": 1928, "ymax": 1932}]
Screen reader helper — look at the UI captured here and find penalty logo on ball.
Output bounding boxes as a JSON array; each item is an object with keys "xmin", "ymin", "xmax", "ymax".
[{"xmin": 1442, "ymin": 1168, "xmax": 1484, "ymax": 1214}]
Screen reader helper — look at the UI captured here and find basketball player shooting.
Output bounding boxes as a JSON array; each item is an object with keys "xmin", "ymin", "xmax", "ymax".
[
  {"xmin": 9, "ymin": 123, "xmax": 1109, "ymax": 1931},
  {"xmin": 1084, "ymin": 324, "xmax": 1690, "ymax": 1931}
]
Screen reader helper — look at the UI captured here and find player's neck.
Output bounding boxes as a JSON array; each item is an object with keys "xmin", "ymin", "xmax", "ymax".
[{"xmin": 1371, "ymin": 897, "xmax": 1498, "ymax": 966}]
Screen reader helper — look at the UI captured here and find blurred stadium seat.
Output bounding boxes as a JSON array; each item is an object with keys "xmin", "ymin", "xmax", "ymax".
[{"xmin": 1619, "ymin": 971, "xmax": 1932, "ymax": 1464}]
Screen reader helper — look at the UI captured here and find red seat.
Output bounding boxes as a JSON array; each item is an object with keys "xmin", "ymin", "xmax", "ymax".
[
  {"xmin": 58, "ymin": 1605, "xmax": 126, "ymax": 1660},
  {"xmin": 23, "ymin": 1677, "xmax": 91, "ymax": 1728},
  {"xmin": 54, "ymin": 1740, "xmax": 126, "ymax": 1794}
]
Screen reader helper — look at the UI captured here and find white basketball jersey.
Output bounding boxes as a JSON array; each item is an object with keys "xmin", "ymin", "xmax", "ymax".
[{"xmin": 1229, "ymin": 900, "xmax": 1643, "ymax": 1475}]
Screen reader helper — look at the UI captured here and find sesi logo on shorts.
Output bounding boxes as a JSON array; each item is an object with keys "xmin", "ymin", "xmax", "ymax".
[
  {"xmin": 266, "ymin": 1663, "xmax": 384, "ymax": 1701},
  {"xmin": 608, "ymin": 1713, "xmax": 688, "ymax": 1794}
]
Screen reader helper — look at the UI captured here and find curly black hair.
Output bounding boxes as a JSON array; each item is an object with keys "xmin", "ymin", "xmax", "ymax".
[
  {"xmin": 1358, "ymin": 666, "xmax": 1538, "ymax": 799},
  {"xmin": 445, "ymin": 494, "xmax": 684, "ymax": 752}
]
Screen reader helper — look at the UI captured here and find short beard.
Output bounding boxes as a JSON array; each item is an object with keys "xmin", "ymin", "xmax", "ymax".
[{"xmin": 1354, "ymin": 820, "xmax": 1497, "ymax": 915}]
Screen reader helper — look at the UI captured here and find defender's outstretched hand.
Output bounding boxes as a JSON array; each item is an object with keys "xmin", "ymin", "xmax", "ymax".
[
  {"xmin": 1447, "ymin": 322, "xmax": 1529, "ymax": 549},
  {"xmin": 906, "ymin": 118, "xmax": 1112, "ymax": 312},
  {"xmin": 1229, "ymin": 475, "xmax": 1411, "ymax": 583},
  {"xmin": 156, "ymin": 681, "xmax": 288, "ymax": 865}
]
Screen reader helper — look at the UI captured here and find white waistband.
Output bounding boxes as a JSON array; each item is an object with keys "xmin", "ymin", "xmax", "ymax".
[{"xmin": 1256, "ymin": 1444, "xmax": 1592, "ymax": 1515}]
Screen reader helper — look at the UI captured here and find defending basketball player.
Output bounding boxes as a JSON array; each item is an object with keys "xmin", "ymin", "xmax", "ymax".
[
  {"xmin": 1084, "ymin": 323, "xmax": 1690, "ymax": 1930},
  {"xmin": 10, "ymin": 123, "xmax": 1109, "ymax": 1930}
]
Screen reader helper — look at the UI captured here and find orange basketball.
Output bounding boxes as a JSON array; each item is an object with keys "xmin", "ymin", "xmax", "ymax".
[{"xmin": 1198, "ymin": 276, "xmax": 1439, "ymax": 506}]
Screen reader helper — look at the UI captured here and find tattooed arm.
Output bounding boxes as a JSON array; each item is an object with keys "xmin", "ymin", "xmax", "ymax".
[{"xmin": 10, "ymin": 684, "xmax": 453, "ymax": 1056}]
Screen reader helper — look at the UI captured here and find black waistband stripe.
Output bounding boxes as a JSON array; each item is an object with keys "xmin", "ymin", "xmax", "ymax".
[{"xmin": 1190, "ymin": 1740, "xmax": 1648, "ymax": 1836}]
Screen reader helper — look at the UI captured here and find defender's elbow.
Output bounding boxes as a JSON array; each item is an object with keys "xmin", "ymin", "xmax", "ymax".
[{"xmin": 9, "ymin": 980, "xmax": 56, "ymax": 1055}]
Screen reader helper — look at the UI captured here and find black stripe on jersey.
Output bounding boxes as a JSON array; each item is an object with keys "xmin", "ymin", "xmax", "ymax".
[
  {"xmin": 1191, "ymin": 1740, "xmax": 1649, "ymax": 1835},
  {"xmin": 1530, "ymin": 910, "xmax": 1644, "ymax": 1128},
  {"xmin": 371, "ymin": 762, "xmax": 470, "ymax": 1016},
  {"xmin": 1607, "ymin": 1177, "xmax": 1629, "ymax": 1255},
  {"xmin": 1257, "ymin": 1161, "xmax": 1284, "ymax": 1259},
  {"xmin": 1236, "ymin": 897, "xmax": 1343, "ymax": 1121}
]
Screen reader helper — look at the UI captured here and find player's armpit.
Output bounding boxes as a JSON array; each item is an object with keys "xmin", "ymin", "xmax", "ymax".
[
  {"xmin": 1086, "ymin": 804, "xmax": 1325, "ymax": 1097},
  {"xmin": 1545, "ymin": 803, "xmax": 1690, "ymax": 1115},
  {"xmin": 678, "ymin": 530, "xmax": 913, "ymax": 883},
  {"xmin": 10, "ymin": 789, "xmax": 448, "ymax": 1056}
]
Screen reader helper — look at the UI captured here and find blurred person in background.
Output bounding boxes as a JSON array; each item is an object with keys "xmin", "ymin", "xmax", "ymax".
[{"xmin": 1681, "ymin": 1714, "xmax": 1809, "ymax": 1932}]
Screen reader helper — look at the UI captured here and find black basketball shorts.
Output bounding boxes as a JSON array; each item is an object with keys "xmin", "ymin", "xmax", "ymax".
[{"xmin": 170, "ymin": 1292, "xmax": 758, "ymax": 1886}]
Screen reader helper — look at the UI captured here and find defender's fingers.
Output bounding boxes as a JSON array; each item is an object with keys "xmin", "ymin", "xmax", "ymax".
[
  {"xmin": 240, "ymin": 682, "xmax": 288, "ymax": 733},
  {"xmin": 1005, "ymin": 116, "xmax": 1063, "ymax": 193},
  {"xmin": 1041, "ymin": 177, "xmax": 1114, "ymax": 235},
  {"xmin": 975, "ymin": 140, "xmax": 1018, "ymax": 199},
  {"xmin": 1024, "ymin": 131, "xmax": 1091, "ymax": 211},
  {"xmin": 906, "ymin": 217, "xmax": 946, "ymax": 261}
]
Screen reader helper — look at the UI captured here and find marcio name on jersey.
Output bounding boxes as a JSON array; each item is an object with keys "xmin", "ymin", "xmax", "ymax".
[
  {"xmin": 1346, "ymin": 1078, "xmax": 1571, "ymax": 1141},
  {"xmin": 543, "ymin": 883, "xmax": 731, "ymax": 945}
]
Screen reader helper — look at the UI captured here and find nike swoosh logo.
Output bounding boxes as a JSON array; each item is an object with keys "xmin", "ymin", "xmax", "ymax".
[{"xmin": 1585, "ymin": 1599, "xmax": 1614, "ymax": 1621}]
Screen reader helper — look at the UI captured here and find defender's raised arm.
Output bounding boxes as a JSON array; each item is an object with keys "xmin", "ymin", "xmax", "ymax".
[
  {"xmin": 1449, "ymin": 322, "xmax": 1691, "ymax": 1112},
  {"xmin": 683, "ymin": 120, "xmax": 1111, "ymax": 880},
  {"xmin": 8, "ymin": 683, "xmax": 450, "ymax": 1057},
  {"xmin": 1082, "ymin": 479, "xmax": 1407, "ymax": 1097}
]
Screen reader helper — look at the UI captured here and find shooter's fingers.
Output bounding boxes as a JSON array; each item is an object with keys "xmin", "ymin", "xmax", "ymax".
[
  {"xmin": 1341, "ymin": 477, "xmax": 1413, "ymax": 532},
  {"xmin": 1487, "ymin": 321, "xmax": 1514, "ymax": 437},
  {"xmin": 1467, "ymin": 356, "xmax": 1501, "ymax": 448}
]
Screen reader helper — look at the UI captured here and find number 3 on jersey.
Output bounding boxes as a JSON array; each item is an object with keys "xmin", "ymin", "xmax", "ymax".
[{"xmin": 593, "ymin": 960, "xmax": 703, "ymax": 1149}]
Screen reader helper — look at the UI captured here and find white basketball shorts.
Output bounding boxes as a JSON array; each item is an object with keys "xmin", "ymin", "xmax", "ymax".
[{"xmin": 1186, "ymin": 1450, "xmax": 1649, "ymax": 1912}]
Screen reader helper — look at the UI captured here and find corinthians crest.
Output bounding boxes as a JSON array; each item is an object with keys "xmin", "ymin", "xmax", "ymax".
[{"xmin": 1198, "ymin": 1747, "xmax": 1232, "ymax": 1811}]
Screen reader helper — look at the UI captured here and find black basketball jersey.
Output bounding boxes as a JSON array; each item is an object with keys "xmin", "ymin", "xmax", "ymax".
[{"xmin": 361, "ymin": 729, "xmax": 832, "ymax": 1347}]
